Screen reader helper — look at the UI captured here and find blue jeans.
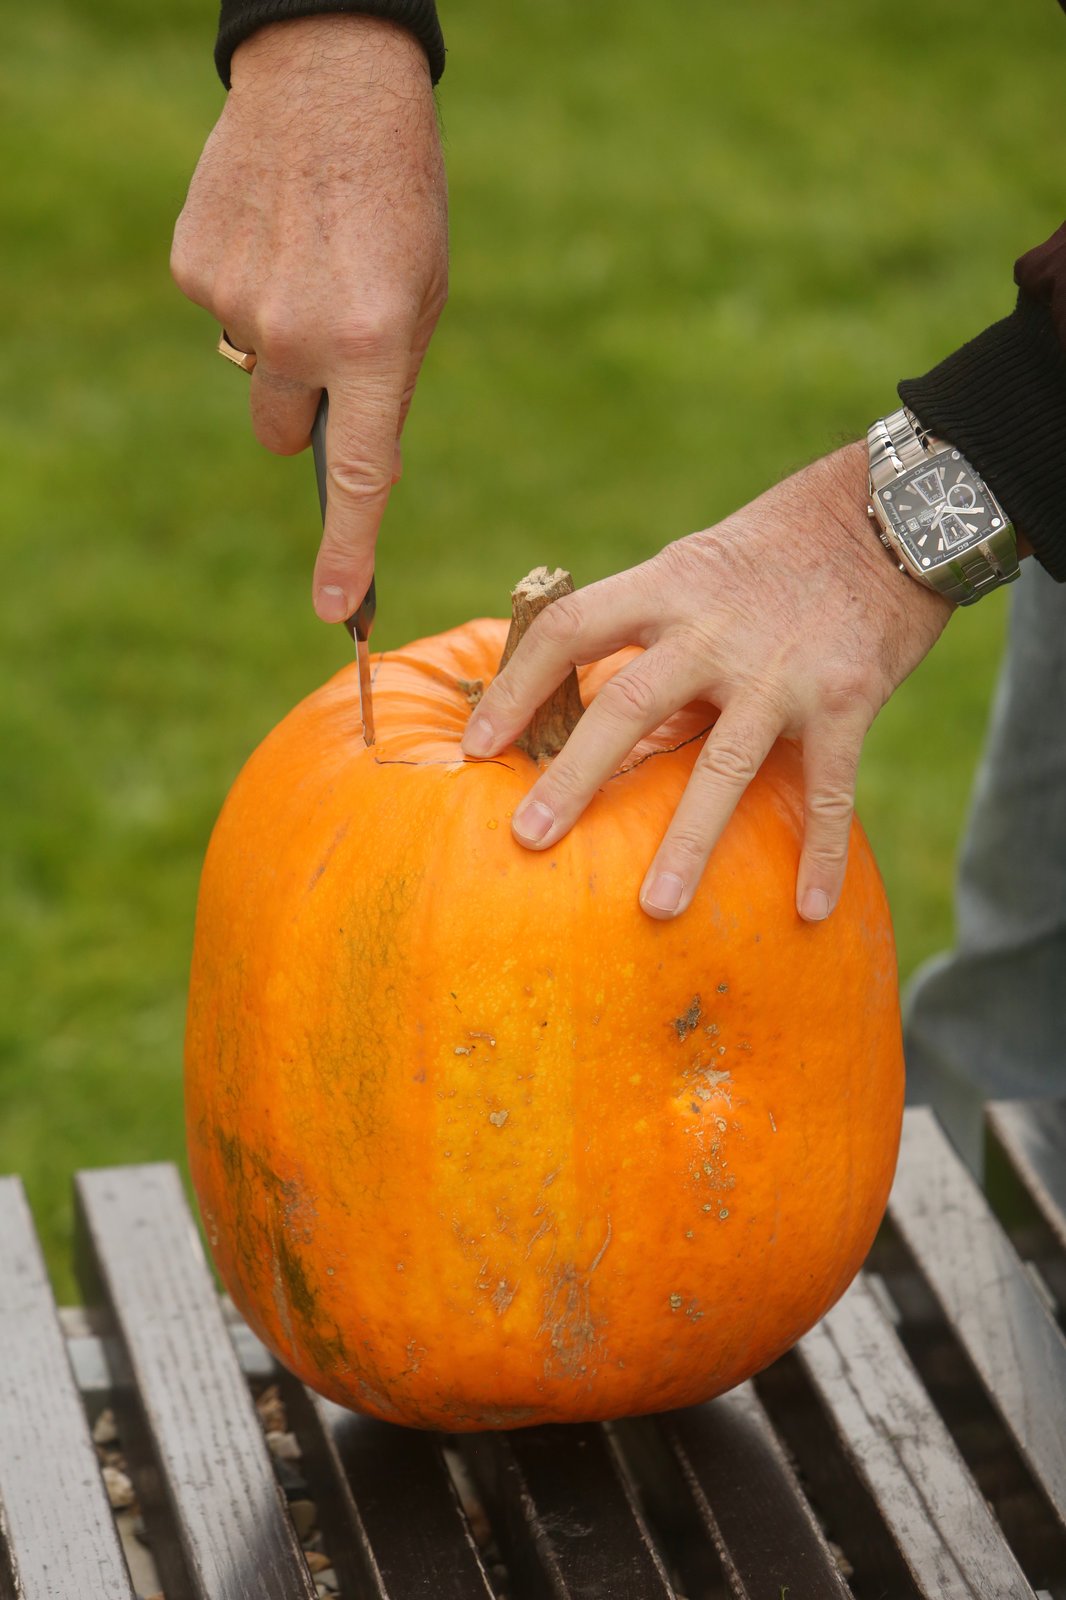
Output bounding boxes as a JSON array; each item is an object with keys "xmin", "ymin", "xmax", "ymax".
[{"xmin": 903, "ymin": 560, "xmax": 1066, "ymax": 1174}]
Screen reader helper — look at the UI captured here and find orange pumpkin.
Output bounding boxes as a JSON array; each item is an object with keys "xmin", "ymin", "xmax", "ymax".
[{"xmin": 185, "ymin": 593, "xmax": 903, "ymax": 1431}]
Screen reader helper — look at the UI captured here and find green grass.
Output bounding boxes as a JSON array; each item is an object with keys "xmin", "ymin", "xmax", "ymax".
[{"xmin": 2, "ymin": 0, "xmax": 1063, "ymax": 1293}]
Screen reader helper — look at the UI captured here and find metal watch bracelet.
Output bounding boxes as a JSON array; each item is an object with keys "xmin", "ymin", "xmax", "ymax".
[{"xmin": 867, "ymin": 406, "xmax": 1019, "ymax": 606}]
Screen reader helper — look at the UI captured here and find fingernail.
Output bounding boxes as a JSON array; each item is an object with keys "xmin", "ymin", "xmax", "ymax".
[
  {"xmin": 462, "ymin": 717, "xmax": 496, "ymax": 758},
  {"xmin": 800, "ymin": 888, "xmax": 830, "ymax": 922},
  {"xmin": 641, "ymin": 872, "xmax": 684, "ymax": 915},
  {"xmin": 513, "ymin": 799, "xmax": 554, "ymax": 844},
  {"xmin": 316, "ymin": 584, "xmax": 349, "ymax": 624}
]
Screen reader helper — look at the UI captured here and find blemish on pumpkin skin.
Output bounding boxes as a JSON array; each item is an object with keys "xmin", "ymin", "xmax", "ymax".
[
  {"xmin": 537, "ymin": 1217, "xmax": 612, "ymax": 1379},
  {"xmin": 271, "ymin": 1257, "xmax": 297, "ymax": 1349},
  {"xmin": 673, "ymin": 996, "xmax": 702, "ymax": 1040},
  {"xmin": 306, "ymin": 821, "xmax": 350, "ymax": 892},
  {"xmin": 451, "ymin": 1404, "xmax": 538, "ymax": 1429},
  {"xmin": 488, "ymin": 1109, "xmax": 509, "ymax": 1128},
  {"xmin": 491, "ymin": 1279, "xmax": 518, "ymax": 1316},
  {"xmin": 526, "ymin": 1217, "xmax": 551, "ymax": 1258},
  {"xmin": 455, "ymin": 677, "xmax": 484, "ymax": 708}
]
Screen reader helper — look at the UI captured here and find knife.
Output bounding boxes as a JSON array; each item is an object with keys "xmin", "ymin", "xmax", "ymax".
[{"xmin": 311, "ymin": 394, "xmax": 377, "ymax": 746}]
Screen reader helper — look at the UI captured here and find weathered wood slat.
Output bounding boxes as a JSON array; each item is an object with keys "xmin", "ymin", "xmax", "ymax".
[
  {"xmin": 462, "ymin": 1423, "xmax": 675, "ymax": 1599},
  {"xmin": 638, "ymin": 1385, "xmax": 852, "ymax": 1600},
  {"xmin": 986, "ymin": 1100, "xmax": 1066, "ymax": 1255},
  {"xmin": 797, "ymin": 1273, "xmax": 1036, "ymax": 1600},
  {"xmin": 74, "ymin": 1163, "xmax": 317, "ymax": 1600},
  {"xmin": 888, "ymin": 1107, "xmax": 1066, "ymax": 1529},
  {"xmin": 0, "ymin": 1177, "xmax": 135, "ymax": 1600},
  {"xmin": 278, "ymin": 1372, "xmax": 496, "ymax": 1599}
]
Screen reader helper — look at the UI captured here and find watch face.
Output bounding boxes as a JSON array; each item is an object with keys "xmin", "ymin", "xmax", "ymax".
[{"xmin": 877, "ymin": 452, "xmax": 1005, "ymax": 570}]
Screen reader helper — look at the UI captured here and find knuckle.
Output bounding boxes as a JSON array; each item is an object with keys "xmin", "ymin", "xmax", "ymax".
[
  {"xmin": 806, "ymin": 786, "xmax": 854, "ymax": 827},
  {"xmin": 205, "ymin": 269, "xmax": 248, "ymax": 329},
  {"xmin": 655, "ymin": 536, "xmax": 703, "ymax": 583},
  {"xmin": 816, "ymin": 666, "xmax": 876, "ymax": 721},
  {"xmin": 662, "ymin": 826, "xmax": 710, "ymax": 868},
  {"xmin": 255, "ymin": 302, "xmax": 304, "ymax": 363},
  {"xmin": 596, "ymin": 669, "xmax": 660, "ymax": 725},
  {"xmin": 333, "ymin": 306, "xmax": 410, "ymax": 363},
  {"xmin": 169, "ymin": 236, "xmax": 209, "ymax": 303},
  {"xmin": 804, "ymin": 838, "xmax": 850, "ymax": 874},
  {"xmin": 697, "ymin": 738, "xmax": 760, "ymax": 789},
  {"xmin": 534, "ymin": 596, "xmax": 583, "ymax": 651},
  {"xmin": 539, "ymin": 758, "xmax": 588, "ymax": 807},
  {"xmin": 328, "ymin": 457, "xmax": 393, "ymax": 508},
  {"xmin": 804, "ymin": 790, "xmax": 854, "ymax": 867},
  {"xmin": 482, "ymin": 671, "xmax": 523, "ymax": 720}
]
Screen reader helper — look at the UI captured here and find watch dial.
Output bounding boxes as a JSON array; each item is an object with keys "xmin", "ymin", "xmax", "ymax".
[{"xmin": 878, "ymin": 454, "xmax": 1003, "ymax": 569}]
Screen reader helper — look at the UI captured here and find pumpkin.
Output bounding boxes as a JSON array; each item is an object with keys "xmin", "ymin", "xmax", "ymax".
[{"xmin": 185, "ymin": 569, "xmax": 903, "ymax": 1431}]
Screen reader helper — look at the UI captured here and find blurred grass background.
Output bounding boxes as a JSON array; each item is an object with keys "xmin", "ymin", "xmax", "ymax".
[{"xmin": 2, "ymin": 0, "xmax": 1063, "ymax": 1293}]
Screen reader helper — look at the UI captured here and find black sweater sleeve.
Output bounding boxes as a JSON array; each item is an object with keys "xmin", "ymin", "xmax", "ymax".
[
  {"xmin": 215, "ymin": 0, "xmax": 444, "ymax": 88},
  {"xmin": 898, "ymin": 0, "xmax": 1066, "ymax": 580},
  {"xmin": 898, "ymin": 225, "xmax": 1066, "ymax": 582}
]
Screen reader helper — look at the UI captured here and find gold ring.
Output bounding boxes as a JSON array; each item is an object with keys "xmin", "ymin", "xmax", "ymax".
[{"xmin": 217, "ymin": 329, "xmax": 257, "ymax": 373}]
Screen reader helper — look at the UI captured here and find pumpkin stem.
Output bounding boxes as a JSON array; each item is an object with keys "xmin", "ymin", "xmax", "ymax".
[{"xmin": 498, "ymin": 567, "xmax": 584, "ymax": 761}]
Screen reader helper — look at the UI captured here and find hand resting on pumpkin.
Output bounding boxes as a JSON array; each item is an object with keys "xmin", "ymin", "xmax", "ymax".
[
  {"xmin": 462, "ymin": 443, "xmax": 952, "ymax": 922},
  {"xmin": 171, "ymin": 15, "xmax": 447, "ymax": 624}
]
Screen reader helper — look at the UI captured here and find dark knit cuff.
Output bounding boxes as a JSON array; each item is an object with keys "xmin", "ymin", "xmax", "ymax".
[
  {"xmin": 215, "ymin": 0, "xmax": 445, "ymax": 88},
  {"xmin": 898, "ymin": 292, "xmax": 1066, "ymax": 582}
]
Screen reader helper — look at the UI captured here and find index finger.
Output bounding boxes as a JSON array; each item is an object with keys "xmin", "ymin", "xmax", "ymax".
[
  {"xmin": 460, "ymin": 570, "xmax": 658, "ymax": 757},
  {"xmin": 311, "ymin": 358, "xmax": 409, "ymax": 622}
]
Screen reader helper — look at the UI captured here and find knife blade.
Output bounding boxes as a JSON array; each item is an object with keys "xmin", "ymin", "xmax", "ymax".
[{"xmin": 311, "ymin": 395, "xmax": 376, "ymax": 746}]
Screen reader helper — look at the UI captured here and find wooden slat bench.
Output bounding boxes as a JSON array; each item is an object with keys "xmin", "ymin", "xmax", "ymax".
[{"xmin": 1, "ymin": 1101, "xmax": 1064, "ymax": 1600}]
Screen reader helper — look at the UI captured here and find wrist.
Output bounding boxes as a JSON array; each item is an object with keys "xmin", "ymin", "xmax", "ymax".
[
  {"xmin": 793, "ymin": 442, "xmax": 957, "ymax": 618},
  {"xmin": 803, "ymin": 442, "xmax": 889, "ymax": 565},
  {"xmin": 230, "ymin": 13, "xmax": 431, "ymax": 94},
  {"xmin": 866, "ymin": 409, "xmax": 1022, "ymax": 607}
]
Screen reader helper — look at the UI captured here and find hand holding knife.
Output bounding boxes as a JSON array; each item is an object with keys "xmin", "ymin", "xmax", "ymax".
[{"xmin": 311, "ymin": 394, "xmax": 377, "ymax": 746}]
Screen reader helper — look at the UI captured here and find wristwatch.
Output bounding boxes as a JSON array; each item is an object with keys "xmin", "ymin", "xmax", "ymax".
[{"xmin": 866, "ymin": 406, "xmax": 1019, "ymax": 605}]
